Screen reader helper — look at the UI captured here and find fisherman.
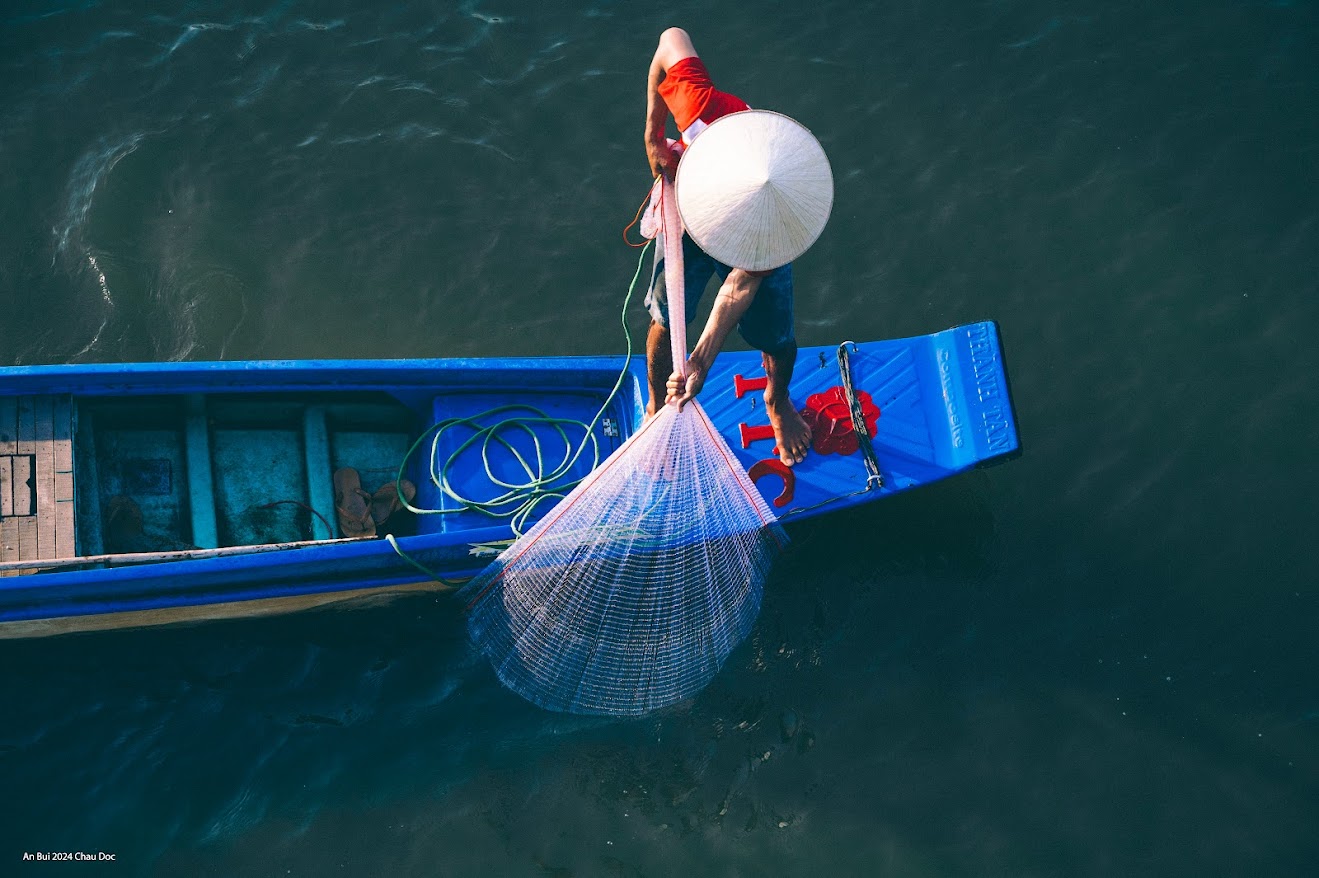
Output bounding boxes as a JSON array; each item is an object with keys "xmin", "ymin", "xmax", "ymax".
[{"xmin": 643, "ymin": 27, "xmax": 813, "ymax": 467}]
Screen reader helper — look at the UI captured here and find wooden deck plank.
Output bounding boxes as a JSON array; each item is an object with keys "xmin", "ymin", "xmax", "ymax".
[
  {"xmin": 1, "ymin": 395, "xmax": 79, "ymax": 569},
  {"xmin": 10, "ymin": 455, "xmax": 33, "ymax": 515},
  {"xmin": 0, "ymin": 448, "xmax": 12, "ymax": 519},
  {"xmin": 15, "ymin": 396, "xmax": 34, "ymax": 447},
  {"xmin": 14, "ymin": 398, "xmax": 37, "ymax": 562},
  {"xmin": 0, "ymin": 506, "xmax": 18, "ymax": 565},
  {"xmin": 52, "ymin": 396, "xmax": 76, "ymax": 558},
  {"xmin": 0, "ymin": 397, "xmax": 14, "ymax": 519},
  {"xmin": 0, "ymin": 396, "xmax": 14, "ymax": 445},
  {"xmin": 0, "ymin": 530, "xmax": 17, "ymax": 564},
  {"xmin": 52, "ymin": 397, "xmax": 74, "ymax": 472},
  {"xmin": 0, "ymin": 396, "xmax": 77, "ymax": 563},
  {"xmin": 51, "ymin": 395, "xmax": 75, "ymax": 553},
  {"xmin": 32, "ymin": 396, "xmax": 56, "ymax": 561},
  {"xmin": 0, "ymin": 395, "xmax": 16, "ymax": 563},
  {"xmin": 14, "ymin": 503, "xmax": 38, "ymax": 562}
]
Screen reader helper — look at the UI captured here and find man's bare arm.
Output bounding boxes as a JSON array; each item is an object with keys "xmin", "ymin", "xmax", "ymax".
[
  {"xmin": 645, "ymin": 28, "xmax": 698, "ymax": 178},
  {"xmin": 666, "ymin": 269, "xmax": 763, "ymax": 408},
  {"xmin": 645, "ymin": 54, "xmax": 676, "ymax": 178}
]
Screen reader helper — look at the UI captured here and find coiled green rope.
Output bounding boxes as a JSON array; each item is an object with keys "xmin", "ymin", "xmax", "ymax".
[{"xmin": 393, "ymin": 240, "xmax": 653, "ymax": 538}]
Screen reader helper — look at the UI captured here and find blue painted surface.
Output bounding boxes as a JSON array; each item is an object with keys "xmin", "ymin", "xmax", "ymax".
[
  {"xmin": 0, "ymin": 322, "xmax": 1019, "ymax": 628},
  {"xmin": 698, "ymin": 322, "xmax": 1020, "ymax": 517},
  {"xmin": 184, "ymin": 394, "xmax": 218, "ymax": 549}
]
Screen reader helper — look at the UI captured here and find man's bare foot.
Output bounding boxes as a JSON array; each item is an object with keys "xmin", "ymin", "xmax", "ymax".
[{"xmin": 766, "ymin": 396, "xmax": 811, "ymax": 466}]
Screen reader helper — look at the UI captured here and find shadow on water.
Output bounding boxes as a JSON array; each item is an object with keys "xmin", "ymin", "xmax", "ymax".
[
  {"xmin": 0, "ymin": 593, "xmax": 485, "ymax": 859},
  {"xmin": 127, "ymin": 474, "xmax": 1304, "ymax": 876},
  {"xmin": 0, "ymin": 471, "xmax": 1314, "ymax": 876},
  {"xmin": 0, "ymin": 476, "xmax": 994, "ymax": 864}
]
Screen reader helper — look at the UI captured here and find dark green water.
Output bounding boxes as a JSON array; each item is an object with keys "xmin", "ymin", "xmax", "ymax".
[{"xmin": 2, "ymin": 1, "xmax": 1317, "ymax": 874}]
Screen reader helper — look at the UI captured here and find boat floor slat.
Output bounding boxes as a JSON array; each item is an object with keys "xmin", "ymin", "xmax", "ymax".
[{"xmin": 1, "ymin": 395, "xmax": 76, "ymax": 572}]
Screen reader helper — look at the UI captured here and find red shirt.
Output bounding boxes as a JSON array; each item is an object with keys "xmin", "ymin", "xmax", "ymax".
[{"xmin": 658, "ymin": 57, "xmax": 749, "ymax": 136}]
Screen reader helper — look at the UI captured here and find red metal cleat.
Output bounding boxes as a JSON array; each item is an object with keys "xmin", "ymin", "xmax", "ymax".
[
  {"xmin": 733, "ymin": 374, "xmax": 769, "ymax": 399},
  {"xmin": 738, "ymin": 422, "xmax": 776, "ymax": 449}
]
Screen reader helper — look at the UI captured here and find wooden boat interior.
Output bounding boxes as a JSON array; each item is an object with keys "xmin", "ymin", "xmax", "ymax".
[
  {"xmin": 3, "ymin": 376, "xmax": 637, "ymax": 575},
  {"xmin": 75, "ymin": 392, "xmax": 419, "ymax": 556}
]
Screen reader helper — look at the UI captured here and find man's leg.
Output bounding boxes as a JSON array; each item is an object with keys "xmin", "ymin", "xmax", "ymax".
[
  {"xmin": 645, "ymin": 319, "xmax": 672, "ymax": 418},
  {"xmin": 733, "ymin": 262, "xmax": 811, "ymax": 466},
  {"xmin": 762, "ymin": 342, "xmax": 812, "ymax": 466}
]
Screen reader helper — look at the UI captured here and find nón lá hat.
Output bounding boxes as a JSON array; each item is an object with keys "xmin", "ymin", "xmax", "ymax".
[{"xmin": 675, "ymin": 110, "xmax": 833, "ymax": 272}]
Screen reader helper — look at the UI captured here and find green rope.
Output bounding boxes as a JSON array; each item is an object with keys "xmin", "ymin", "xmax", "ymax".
[
  {"xmin": 393, "ymin": 240, "xmax": 654, "ymax": 538},
  {"xmin": 385, "ymin": 534, "xmax": 466, "ymax": 590}
]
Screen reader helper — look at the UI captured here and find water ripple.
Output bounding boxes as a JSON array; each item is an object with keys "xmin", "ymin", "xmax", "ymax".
[
  {"xmin": 152, "ymin": 21, "xmax": 235, "ymax": 65},
  {"xmin": 54, "ymin": 132, "xmax": 147, "ymax": 260}
]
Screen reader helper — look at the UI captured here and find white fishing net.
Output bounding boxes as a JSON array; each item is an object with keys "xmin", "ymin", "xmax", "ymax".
[
  {"xmin": 460, "ymin": 175, "xmax": 787, "ymax": 716},
  {"xmin": 460, "ymin": 400, "xmax": 787, "ymax": 715}
]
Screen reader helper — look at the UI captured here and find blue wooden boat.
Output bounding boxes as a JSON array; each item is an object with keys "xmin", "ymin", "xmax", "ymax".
[{"xmin": 0, "ymin": 321, "xmax": 1020, "ymax": 638}]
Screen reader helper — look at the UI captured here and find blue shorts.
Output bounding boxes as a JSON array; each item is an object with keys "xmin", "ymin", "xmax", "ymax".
[{"xmin": 645, "ymin": 232, "xmax": 795, "ymax": 353}]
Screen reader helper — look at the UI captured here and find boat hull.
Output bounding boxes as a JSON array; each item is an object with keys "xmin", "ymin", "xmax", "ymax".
[{"xmin": 0, "ymin": 322, "xmax": 1020, "ymax": 637}]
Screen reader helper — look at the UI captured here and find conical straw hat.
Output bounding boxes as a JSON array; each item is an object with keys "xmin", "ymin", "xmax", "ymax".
[{"xmin": 676, "ymin": 110, "xmax": 833, "ymax": 272}]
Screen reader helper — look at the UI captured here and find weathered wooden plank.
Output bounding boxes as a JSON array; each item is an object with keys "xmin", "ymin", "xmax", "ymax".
[
  {"xmin": 52, "ymin": 396, "xmax": 76, "ymax": 558},
  {"xmin": 15, "ymin": 514, "xmax": 38, "ymax": 562},
  {"xmin": 53, "ymin": 472, "xmax": 75, "ymax": 504},
  {"xmin": 15, "ymin": 396, "xmax": 35, "ymax": 448},
  {"xmin": 32, "ymin": 396, "xmax": 56, "ymax": 560},
  {"xmin": 52, "ymin": 396, "xmax": 74, "ymax": 471},
  {"xmin": 13, "ymin": 398, "xmax": 41, "ymax": 561},
  {"xmin": 11, "ymin": 454, "xmax": 33, "ymax": 516},
  {"xmin": 0, "ymin": 396, "xmax": 15, "ymax": 447},
  {"xmin": 0, "ymin": 453, "xmax": 12, "ymax": 519},
  {"xmin": 0, "ymin": 397, "xmax": 15, "ymax": 519},
  {"xmin": 0, "ymin": 518, "xmax": 19, "ymax": 565}
]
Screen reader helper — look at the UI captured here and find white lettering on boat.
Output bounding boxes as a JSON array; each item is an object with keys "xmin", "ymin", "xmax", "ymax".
[
  {"xmin": 937, "ymin": 349, "xmax": 964, "ymax": 449},
  {"xmin": 966, "ymin": 324, "xmax": 1013, "ymax": 454}
]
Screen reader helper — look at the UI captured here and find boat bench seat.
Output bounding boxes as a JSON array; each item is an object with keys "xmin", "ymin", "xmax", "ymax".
[
  {"xmin": 200, "ymin": 398, "xmax": 341, "ymax": 546},
  {"xmin": 302, "ymin": 405, "xmax": 336, "ymax": 540},
  {"xmin": 184, "ymin": 394, "xmax": 219, "ymax": 549}
]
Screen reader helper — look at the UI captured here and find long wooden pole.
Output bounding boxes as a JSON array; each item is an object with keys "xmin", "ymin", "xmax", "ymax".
[{"xmin": 662, "ymin": 174, "xmax": 687, "ymax": 378}]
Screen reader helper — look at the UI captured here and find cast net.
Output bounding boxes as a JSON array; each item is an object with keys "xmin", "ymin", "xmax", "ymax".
[{"xmin": 459, "ymin": 177, "xmax": 788, "ymax": 715}]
